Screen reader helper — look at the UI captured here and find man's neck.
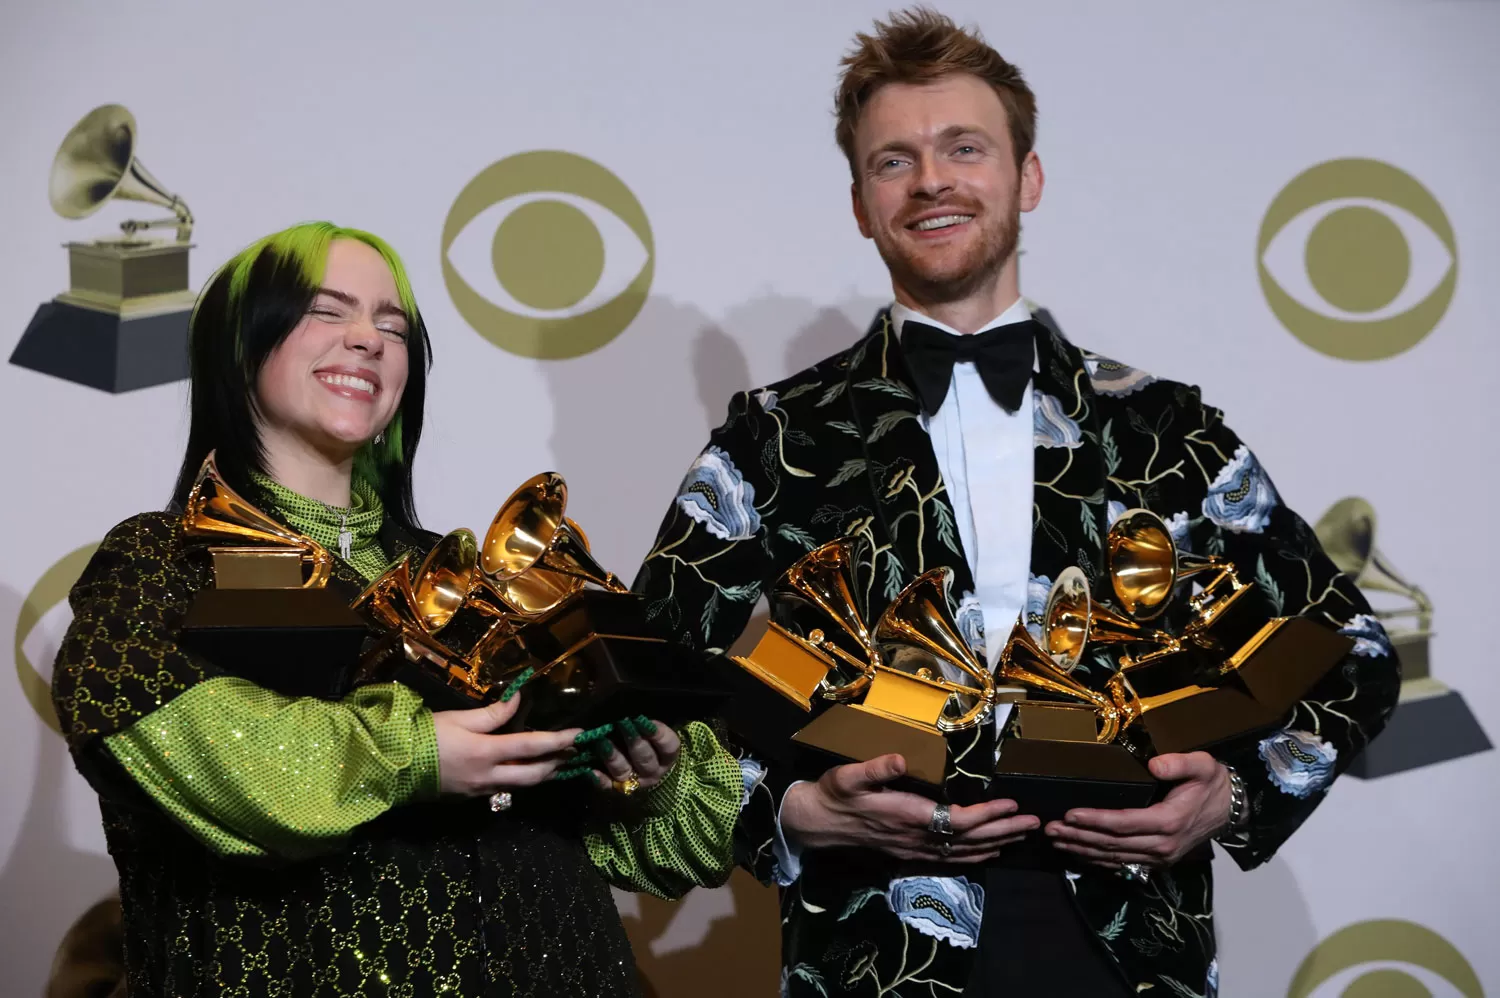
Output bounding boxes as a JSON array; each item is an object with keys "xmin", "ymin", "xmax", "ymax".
[
  {"xmin": 892, "ymin": 258, "xmax": 1021, "ymax": 334},
  {"xmin": 257, "ymin": 425, "xmax": 357, "ymax": 508}
]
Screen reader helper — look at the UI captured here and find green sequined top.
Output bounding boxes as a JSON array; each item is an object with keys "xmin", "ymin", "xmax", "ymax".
[{"xmin": 53, "ymin": 481, "xmax": 742, "ymax": 997}]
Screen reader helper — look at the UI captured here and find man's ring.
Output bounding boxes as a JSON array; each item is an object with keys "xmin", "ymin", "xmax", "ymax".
[
  {"xmin": 938, "ymin": 840, "xmax": 953, "ymax": 858},
  {"xmin": 1121, "ymin": 862, "xmax": 1150, "ymax": 884},
  {"xmin": 612, "ymin": 773, "xmax": 641, "ymax": 796},
  {"xmin": 928, "ymin": 803, "xmax": 953, "ymax": 838},
  {"xmin": 489, "ymin": 792, "xmax": 513, "ymax": 812}
]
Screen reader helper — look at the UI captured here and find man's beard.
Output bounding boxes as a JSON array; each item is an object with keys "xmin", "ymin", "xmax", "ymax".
[{"xmin": 874, "ymin": 200, "xmax": 1019, "ymax": 306}]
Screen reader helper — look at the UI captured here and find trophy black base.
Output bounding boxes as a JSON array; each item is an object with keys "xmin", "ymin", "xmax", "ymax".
[
  {"xmin": 991, "ymin": 738, "xmax": 1162, "ymax": 824},
  {"xmin": 10, "ymin": 300, "xmax": 189, "ymax": 393},
  {"xmin": 508, "ymin": 634, "xmax": 730, "ymax": 733},
  {"xmin": 179, "ymin": 588, "xmax": 370, "ymax": 699},
  {"xmin": 708, "ymin": 654, "xmax": 816, "ymax": 766},
  {"xmin": 1347, "ymin": 686, "xmax": 1492, "ymax": 779}
]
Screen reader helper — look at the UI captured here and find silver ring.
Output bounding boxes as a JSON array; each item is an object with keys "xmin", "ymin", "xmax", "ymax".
[
  {"xmin": 1120, "ymin": 862, "xmax": 1150, "ymax": 883},
  {"xmin": 928, "ymin": 803, "xmax": 953, "ymax": 838},
  {"xmin": 938, "ymin": 840, "xmax": 952, "ymax": 858},
  {"xmin": 489, "ymin": 792, "xmax": 513, "ymax": 813}
]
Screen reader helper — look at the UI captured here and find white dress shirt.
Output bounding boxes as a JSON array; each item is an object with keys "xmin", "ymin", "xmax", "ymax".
[{"xmin": 771, "ymin": 299, "xmax": 1037, "ymax": 884}]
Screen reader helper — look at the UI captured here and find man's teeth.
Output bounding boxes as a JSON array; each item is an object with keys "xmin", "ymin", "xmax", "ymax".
[
  {"xmin": 319, "ymin": 373, "xmax": 376, "ymax": 393},
  {"xmin": 914, "ymin": 214, "xmax": 974, "ymax": 231}
]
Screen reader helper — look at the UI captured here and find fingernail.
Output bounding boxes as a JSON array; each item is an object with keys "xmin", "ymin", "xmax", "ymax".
[
  {"xmin": 617, "ymin": 717, "xmax": 641, "ymax": 739},
  {"xmin": 636, "ymin": 716, "xmax": 658, "ymax": 737}
]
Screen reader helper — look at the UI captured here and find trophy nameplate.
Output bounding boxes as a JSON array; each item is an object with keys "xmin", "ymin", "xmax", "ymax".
[{"xmin": 713, "ymin": 622, "xmax": 835, "ymax": 764}]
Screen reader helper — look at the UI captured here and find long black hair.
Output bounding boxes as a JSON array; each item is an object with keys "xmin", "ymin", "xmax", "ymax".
[{"xmin": 169, "ymin": 222, "xmax": 432, "ymax": 533}]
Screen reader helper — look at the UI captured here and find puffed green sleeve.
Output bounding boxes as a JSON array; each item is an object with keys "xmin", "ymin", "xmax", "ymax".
[
  {"xmin": 582, "ymin": 720, "xmax": 741, "ymax": 900},
  {"xmin": 103, "ymin": 676, "xmax": 441, "ymax": 861}
]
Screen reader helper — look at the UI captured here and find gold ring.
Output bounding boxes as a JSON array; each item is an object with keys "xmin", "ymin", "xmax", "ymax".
[{"xmin": 611, "ymin": 773, "xmax": 641, "ymax": 796}]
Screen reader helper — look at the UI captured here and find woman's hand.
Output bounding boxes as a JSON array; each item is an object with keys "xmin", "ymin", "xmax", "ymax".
[
  {"xmin": 591, "ymin": 719, "xmax": 680, "ymax": 792},
  {"xmin": 432, "ymin": 693, "xmax": 581, "ymax": 797}
]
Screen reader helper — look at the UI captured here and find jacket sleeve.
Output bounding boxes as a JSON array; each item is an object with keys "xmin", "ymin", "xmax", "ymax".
[
  {"xmin": 631, "ymin": 390, "xmax": 801, "ymax": 885},
  {"xmin": 1176, "ymin": 393, "xmax": 1402, "ymax": 869},
  {"xmin": 583, "ymin": 720, "xmax": 742, "ymax": 899},
  {"xmin": 53, "ymin": 514, "xmax": 439, "ymax": 862}
]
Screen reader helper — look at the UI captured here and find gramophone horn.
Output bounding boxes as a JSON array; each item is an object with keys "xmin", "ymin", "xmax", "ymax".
[
  {"xmin": 410, "ymin": 529, "xmax": 481, "ymax": 633},
  {"xmin": 479, "ymin": 473, "xmax": 627, "ymax": 614},
  {"xmin": 773, "ymin": 537, "xmax": 878, "ymax": 699},
  {"xmin": 874, "ymin": 567, "xmax": 995, "ymax": 730},
  {"xmin": 49, "ymin": 104, "xmax": 193, "ymax": 240},
  {"xmin": 1107, "ymin": 508, "xmax": 1228, "ymax": 620},
  {"xmin": 182, "ymin": 451, "xmax": 332, "ymax": 588},
  {"xmin": 1043, "ymin": 567, "xmax": 1177, "ymax": 672},
  {"xmin": 1314, "ymin": 497, "xmax": 1432, "ymax": 630}
]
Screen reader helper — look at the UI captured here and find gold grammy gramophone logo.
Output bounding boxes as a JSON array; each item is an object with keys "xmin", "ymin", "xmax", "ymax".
[
  {"xmin": 1314, "ymin": 498, "xmax": 1490, "ymax": 778},
  {"xmin": 9, "ymin": 104, "xmax": 196, "ymax": 393},
  {"xmin": 441, "ymin": 150, "xmax": 654, "ymax": 360}
]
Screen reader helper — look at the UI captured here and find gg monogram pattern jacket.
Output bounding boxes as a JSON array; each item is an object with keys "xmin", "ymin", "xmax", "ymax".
[{"xmin": 634, "ymin": 311, "xmax": 1401, "ymax": 997}]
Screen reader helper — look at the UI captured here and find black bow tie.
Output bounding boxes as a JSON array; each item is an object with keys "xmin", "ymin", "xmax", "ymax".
[{"xmin": 899, "ymin": 318, "xmax": 1042, "ymax": 416}]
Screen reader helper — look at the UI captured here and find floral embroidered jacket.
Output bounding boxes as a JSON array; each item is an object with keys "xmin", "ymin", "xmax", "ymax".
[{"xmin": 633, "ymin": 311, "xmax": 1401, "ymax": 997}]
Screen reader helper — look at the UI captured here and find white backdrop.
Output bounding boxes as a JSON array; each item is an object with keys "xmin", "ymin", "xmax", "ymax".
[{"xmin": 3, "ymin": 2, "xmax": 1496, "ymax": 995}]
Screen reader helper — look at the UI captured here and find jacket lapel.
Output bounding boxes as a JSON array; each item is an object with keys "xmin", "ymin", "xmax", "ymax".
[{"xmin": 843, "ymin": 310, "xmax": 994, "ymax": 801}]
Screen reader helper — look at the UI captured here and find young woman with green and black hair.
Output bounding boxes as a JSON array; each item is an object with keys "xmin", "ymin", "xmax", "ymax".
[{"xmin": 52, "ymin": 222, "xmax": 740, "ymax": 997}]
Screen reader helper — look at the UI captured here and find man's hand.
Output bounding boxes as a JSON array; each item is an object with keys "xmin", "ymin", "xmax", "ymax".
[
  {"xmin": 1045, "ymin": 752, "xmax": 1232, "ymax": 870},
  {"xmin": 781, "ymin": 754, "xmax": 1040, "ymax": 864}
]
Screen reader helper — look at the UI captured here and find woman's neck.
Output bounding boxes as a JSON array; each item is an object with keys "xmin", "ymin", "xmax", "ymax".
[{"xmin": 257, "ymin": 425, "xmax": 356, "ymax": 508}]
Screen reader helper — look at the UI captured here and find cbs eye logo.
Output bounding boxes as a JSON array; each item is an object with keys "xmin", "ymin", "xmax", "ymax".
[
  {"xmin": 441, "ymin": 150, "xmax": 654, "ymax": 360},
  {"xmin": 1258, "ymin": 158, "xmax": 1457, "ymax": 361},
  {"xmin": 1288, "ymin": 919, "xmax": 1482, "ymax": 998}
]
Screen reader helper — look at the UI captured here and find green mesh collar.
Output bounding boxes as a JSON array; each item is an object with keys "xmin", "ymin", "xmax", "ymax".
[{"xmin": 250, "ymin": 472, "xmax": 387, "ymax": 581}]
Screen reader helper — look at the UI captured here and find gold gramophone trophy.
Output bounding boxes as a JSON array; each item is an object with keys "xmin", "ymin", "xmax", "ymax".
[
  {"xmin": 356, "ymin": 472, "xmax": 730, "ymax": 731},
  {"xmin": 1043, "ymin": 509, "xmax": 1353, "ymax": 757},
  {"xmin": 177, "ymin": 452, "xmax": 371, "ymax": 697},
  {"xmin": 788, "ymin": 566, "xmax": 1000, "ymax": 790},
  {"xmin": 1315, "ymin": 497, "xmax": 1490, "ymax": 777},
  {"xmin": 711, "ymin": 538, "xmax": 880, "ymax": 764},
  {"xmin": 11, "ymin": 104, "xmax": 195, "ymax": 392}
]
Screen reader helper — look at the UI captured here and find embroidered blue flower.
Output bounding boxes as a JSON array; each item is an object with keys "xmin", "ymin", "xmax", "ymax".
[
  {"xmin": 1033, "ymin": 391, "xmax": 1082, "ymax": 449},
  {"xmin": 1025, "ymin": 574, "xmax": 1052, "ymax": 640},
  {"xmin": 956, "ymin": 590, "xmax": 986, "ymax": 660},
  {"xmin": 1259, "ymin": 729, "xmax": 1337, "ymax": 798},
  {"xmin": 754, "ymin": 388, "xmax": 779, "ymax": 411},
  {"xmin": 1164, "ymin": 510, "xmax": 1192, "ymax": 551},
  {"xmin": 738, "ymin": 756, "xmax": 767, "ymax": 808},
  {"xmin": 1107, "ymin": 500, "xmax": 1126, "ymax": 527},
  {"xmin": 1085, "ymin": 355, "xmax": 1157, "ymax": 396},
  {"xmin": 676, "ymin": 446, "xmax": 761, "ymax": 541},
  {"xmin": 885, "ymin": 876, "xmax": 985, "ymax": 948},
  {"xmin": 1202, "ymin": 445, "xmax": 1278, "ymax": 534},
  {"xmin": 1340, "ymin": 614, "xmax": 1395, "ymax": 658},
  {"xmin": 1206, "ymin": 958, "xmax": 1220, "ymax": 998}
]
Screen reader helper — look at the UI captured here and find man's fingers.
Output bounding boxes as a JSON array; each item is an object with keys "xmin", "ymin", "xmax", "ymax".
[
  {"xmin": 956, "ymin": 813, "xmax": 1041, "ymax": 846},
  {"xmin": 1050, "ymin": 840, "xmax": 1158, "ymax": 866},
  {"xmin": 1045, "ymin": 822, "xmax": 1165, "ymax": 856},
  {"xmin": 1063, "ymin": 802, "xmax": 1181, "ymax": 837},
  {"xmin": 946, "ymin": 798, "xmax": 1020, "ymax": 833},
  {"xmin": 1148, "ymin": 751, "xmax": 1218, "ymax": 783},
  {"xmin": 831, "ymin": 754, "xmax": 908, "ymax": 796}
]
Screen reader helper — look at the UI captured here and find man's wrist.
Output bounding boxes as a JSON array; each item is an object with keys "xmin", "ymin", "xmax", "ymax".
[{"xmin": 1219, "ymin": 763, "xmax": 1249, "ymax": 838}]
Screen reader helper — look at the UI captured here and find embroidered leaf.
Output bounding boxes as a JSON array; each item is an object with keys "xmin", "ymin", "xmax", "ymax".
[
  {"xmin": 721, "ymin": 582, "xmax": 761, "ymax": 602},
  {"xmin": 779, "ymin": 381, "xmax": 820, "ymax": 403},
  {"xmin": 882, "ymin": 551, "xmax": 905, "ymax": 600},
  {"xmin": 700, "ymin": 590, "xmax": 720, "ymax": 643},
  {"xmin": 838, "ymin": 887, "xmax": 884, "ymax": 921},
  {"xmin": 932, "ymin": 499, "xmax": 961, "ymax": 556},
  {"xmin": 644, "ymin": 596, "xmax": 669, "ymax": 621},
  {"xmin": 1080, "ymin": 501, "xmax": 1102, "ymax": 550},
  {"xmin": 854, "ymin": 378, "xmax": 916, "ymax": 401},
  {"xmin": 761, "ymin": 436, "xmax": 779, "ymax": 478},
  {"xmin": 1126, "ymin": 407, "xmax": 1152, "ymax": 436},
  {"xmin": 866, "ymin": 409, "xmax": 916, "ymax": 443},
  {"xmin": 789, "ymin": 964, "xmax": 829, "ymax": 997},
  {"xmin": 786, "ymin": 429, "xmax": 815, "ymax": 446},
  {"xmin": 826, "ymin": 420, "xmax": 862, "ymax": 438},
  {"xmin": 828, "ymin": 459, "xmax": 868, "ymax": 488},
  {"xmin": 1159, "ymin": 976, "xmax": 1206, "ymax": 998},
  {"xmin": 1255, "ymin": 555, "xmax": 1285, "ymax": 615},
  {"xmin": 816, "ymin": 381, "xmax": 848, "ymax": 407},
  {"xmin": 812, "ymin": 504, "xmax": 849, "ymax": 526},
  {"xmin": 778, "ymin": 524, "xmax": 817, "ymax": 550},
  {"xmin": 1205, "ymin": 531, "xmax": 1226, "ymax": 557},
  {"xmin": 1101, "ymin": 418, "xmax": 1121, "ymax": 475},
  {"xmin": 1100, "ymin": 903, "xmax": 1128, "ymax": 941}
]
